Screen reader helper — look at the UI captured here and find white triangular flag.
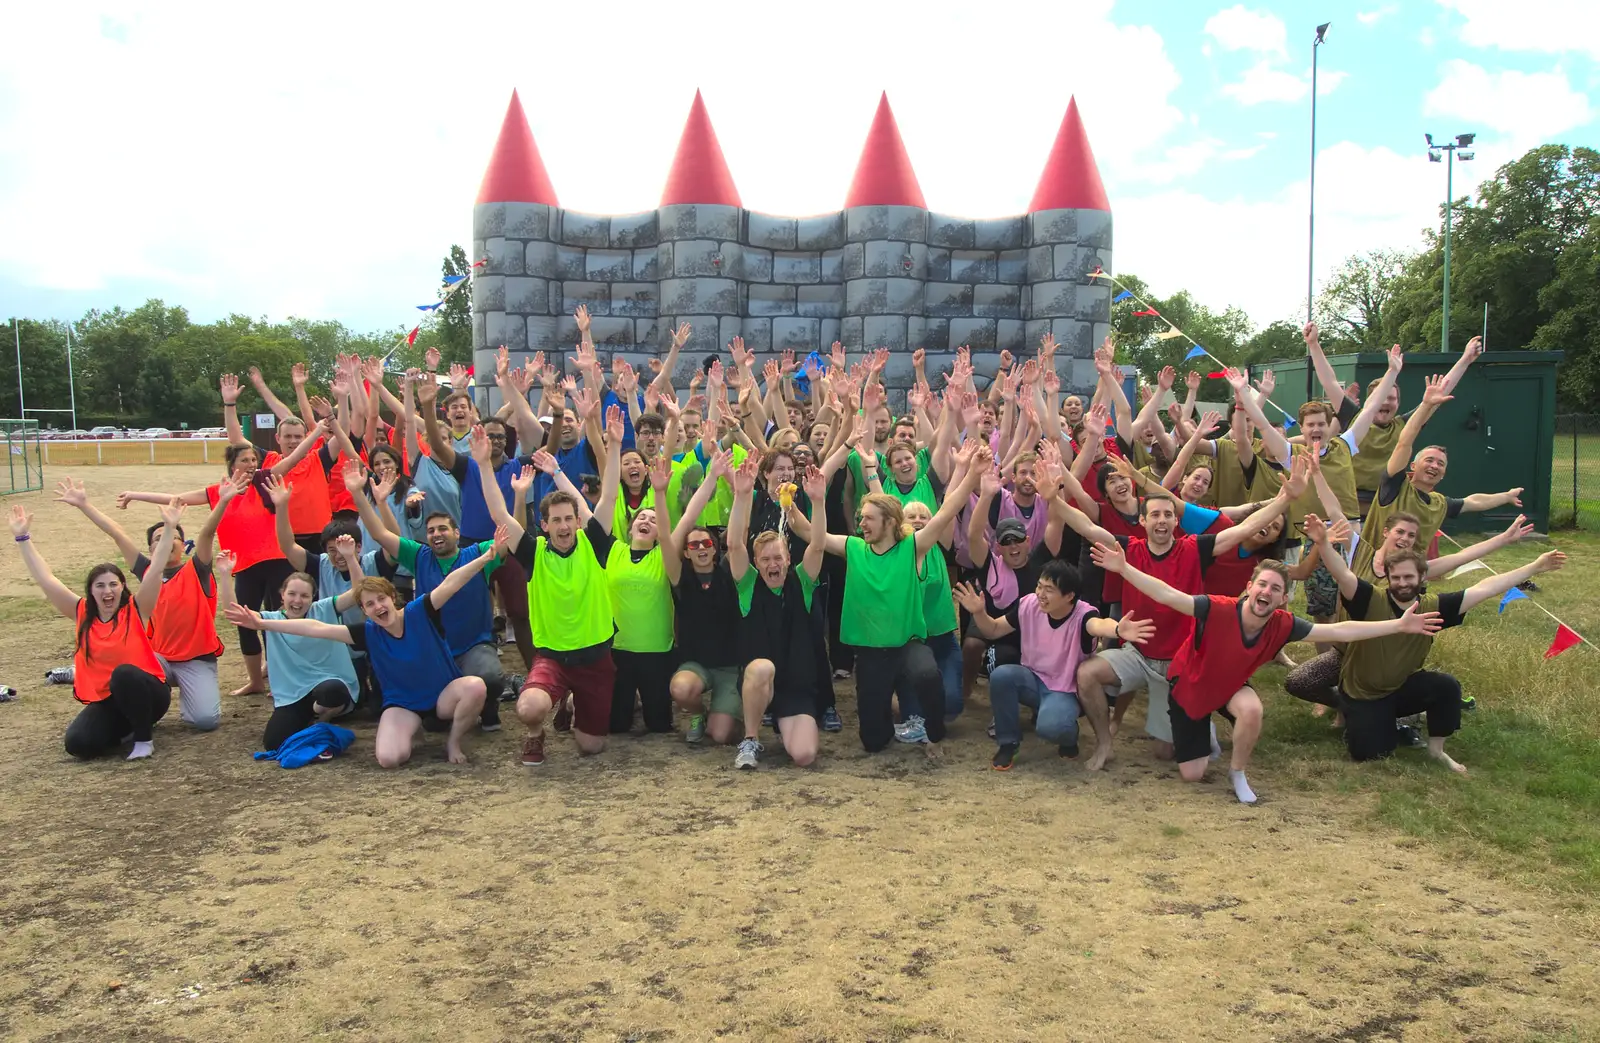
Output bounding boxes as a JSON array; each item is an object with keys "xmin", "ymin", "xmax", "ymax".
[{"xmin": 1445, "ymin": 559, "xmax": 1491, "ymax": 580}]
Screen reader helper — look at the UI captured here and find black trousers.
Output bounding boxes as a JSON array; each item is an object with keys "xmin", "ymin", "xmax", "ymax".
[
  {"xmin": 232, "ymin": 558, "xmax": 295, "ymax": 656},
  {"xmin": 261, "ymin": 679, "xmax": 354, "ymax": 751},
  {"xmin": 822, "ymin": 554, "xmax": 853, "ymax": 677},
  {"xmin": 610, "ymin": 649, "xmax": 676, "ymax": 734},
  {"xmin": 854, "ymin": 641, "xmax": 944, "ymax": 752},
  {"xmin": 1340, "ymin": 671, "xmax": 1462, "ymax": 762},
  {"xmin": 64, "ymin": 665, "xmax": 172, "ymax": 758}
]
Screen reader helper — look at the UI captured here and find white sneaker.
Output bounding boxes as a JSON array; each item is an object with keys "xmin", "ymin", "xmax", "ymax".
[{"xmin": 734, "ymin": 737, "xmax": 762, "ymax": 770}]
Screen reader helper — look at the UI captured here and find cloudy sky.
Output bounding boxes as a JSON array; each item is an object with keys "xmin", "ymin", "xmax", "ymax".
[{"xmin": 1, "ymin": 0, "xmax": 1595, "ymax": 338}]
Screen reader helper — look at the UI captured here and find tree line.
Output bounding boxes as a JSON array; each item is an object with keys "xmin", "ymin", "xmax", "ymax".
[{"xmin": 4, "ymin": 144, "xmax": 1598, "ymax": 428}]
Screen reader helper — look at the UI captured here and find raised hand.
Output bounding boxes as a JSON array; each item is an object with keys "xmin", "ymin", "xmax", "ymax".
[
  {"xmin": 372, "ymin": 469, "xmax": 398, "ymax": 502},
  {"xmin": 729, "ymin": 336, "xmax": 750, "ymax": 368},
  {"xmin": 308, "ymin": 395, "xmax": 333, "ymax": 419},
  {"xmin": 1039, "ymin": 332, "xmax": 1058, "ymax": 359},
  {"xmin": 493, "ymin": 523, "xmax": 517, "ymax": 559},
  {"xmin": 1534, "ymin": 550, "xmax": 1567, "ymax": 574},
  {"xmin": 1223, "ymin": 367, "xmax": 1249, "ymax": 393},
  {"xmin": 219, "ymin": 373, "xmax": 242, "ymax": 405},
  {"xmin": 1157, "ymin": 365, "xmax": 1176, "ymax": 391},
  {"xmin": 731, "ymin": 452, "xmax": 758, "ymax": 495},
  {"xmin": 529, "ymin": 449, "xmax": 558, "ymax": 476},
  {"xmin": 159, "ymin": 497, "xmax": 185, "ymax": 529},
  {"xmin": 9, "ymin": 504, "xmax": 33, "ymax": 538},
  {"xmin": 1089, "ymin": 540, "xmax": 1127, "ymax": 574},
  {"xmin": 53, "ymin": 477, "xmax": 88, "ymax": 509},
  {"xmin": 648, "ymin": 450, "xmax": 672, "ymax": 491},
  {"xmin": 1464, "ymin": 335, "xmax": 1484, "ymax": 359},
  {"xmin": 331, "ymin": 534, "xmax": 358, "ymax": 563},
  {"xmin": 449, "ymin": 363, "xmax": 471, "ymax": 391},
  {"xmin": 780, "ymin": 349, "xmax": 796, "ymax": 376},
  {"xmin": 1283, "ymin": 452, "xmax": 1311, "ymax": 499},
  {"xmin": 467, "ymin": 424, "xmax": 491, "ymax": 464},
  {"xmin": 1500, "ymin": 514, "xmax": 1534, "ymax": 545},
  {"xmin": 425, "ymin": 346, "xmax": 441, "ymax": 371},
  {"xmin": 1186, "ymin": 370, "xmax": 1202, "ymax": 392},
  {"xmin": 1422, "ymin": 374, "xmax": 1454, "ymax": 407},
  {"xmin": 1303, "ymin": 321, "xmax": 1320, "ymax": 346},
  {"xmin": 362, "ymin": 356, "xmax": 384, "ymax": 385},
  {"xmin": 1397, "ymin": 601, "xmax": 1444, "ymax": 636},
  {"xmin": 1083, "ymin": 402, "xmax": 1109, "ymax": 441},
  {"xmin": 671, "ymin": 322, "xmax": 692, "ymax": 349},
  {"xmin": 1254, "ymin": 369, "xmax": 1276, "ymax": 397},
  {"xmin": 1326, "ymin": 517, "xmax": 1353, "ymax": 545},
  {"xmin": 213, "ymin": 549, "xmax": 236, "ymax": 577},
  {"xmin": 574, "ymin": 304, "xmax": 592, "ymax": 334},
  {"xmin": 998, "ymin": 349, "xmax": 1015, "ymax": 371},
  {"xmin": 1386, "ymin": 343, "xmax": 1404, "ymax": 375},
  {"xmin": 342, "ymin": 462, "xmax": 368, "ymax": 496},
  {"xmin": 979, "ymin": 465, "xmax": 1001, "ymax": 498},
  {"xmin": 1115, "ymin": 612, "xmax": 1155, "ymax": 645},
  {"xmin": 1197, "ymin": 409, "xmax": 1224, "ymax": 434},
  {"xmin": 1504, "ymin": 487, "xmax": 1524, "ymax": 507},
  {"xmin": 604, "ymin": 403, "xmax": 625, "ymax": 444},
  {"xmin": 218, "ymin": 470, "xmax": 248, "ymax": 504},
  {"xmin": 224, "ymin": 602, "xmax": 265, "ymax": 630},
  {"xmin": 511, "ymin": 464, "xmax": 535, "ymax": 501},
  {"xmin": 1042, "ymin": 365, "xmax": 1060, "ymax": 394},
  {"xmin": 951, "ymin": 581, "xmax": 986, "ymax": 614},
  {"xmin": 1303, "ymin": 513, "xmax": 1329, "ymax": 545}
]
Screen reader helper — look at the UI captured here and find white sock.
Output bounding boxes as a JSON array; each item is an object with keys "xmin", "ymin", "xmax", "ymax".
[
  {"xmin": 1229, "ymin": 769, "xmax": 1257, "ymax": 805},
  {"xmin": 1209, "ymin": 722, "xmax": 1222, "ymax": 761},
  {"xmin": 127, "ymin": 740, "xmax": 154, "ymax": 761}
]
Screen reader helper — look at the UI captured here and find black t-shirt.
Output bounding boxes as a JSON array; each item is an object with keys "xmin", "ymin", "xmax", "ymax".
[
  {"xmin": 132, "ymin": 553, "xmax": 214, "ymax": 595},
  {"xmin": 1190, "ymin": 595, "xmax": 1313, "ymax": 646},
  {"xmin": 345, "ymin": 595, "xmax": 447, "ymax": 650},
  {"xmin": 513, "ymin": 515, "xmax": 615, "ymax": 574},
  {"xmin": 1343, "ymin": 580, "xmax": 1466, "ymax": 629},
  {"xmin": 673, "ymin": 561, "xmax": 742, "ymax": 668}
]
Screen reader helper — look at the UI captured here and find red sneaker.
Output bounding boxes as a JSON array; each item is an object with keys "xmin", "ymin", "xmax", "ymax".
[
  {"xmin": 520, "ymin": 732, "xmax": 546, "ymax": 767},
  {"xmin": 552, "ymin": 695, "xmax": 573, "ymax": 734}
]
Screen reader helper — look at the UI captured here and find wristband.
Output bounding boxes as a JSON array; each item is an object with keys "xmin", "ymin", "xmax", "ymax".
[{"xmin": 14, "ymin": 534, "xmax": 30, "ymax": 542}]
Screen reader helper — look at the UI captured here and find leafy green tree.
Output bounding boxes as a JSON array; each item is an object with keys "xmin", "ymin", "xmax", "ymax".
[
  {"xmin": 1110, "ymin": 274, "xmax": 1253, "ymax": 379},
  {"xmin": 1314, "ymin": 249, "xmax": 1409, "ymax": 352},
  {"xmin": 1530, "ymin": 217, "xmax": 1600, "ymax": 407},
  {"xmin": 0, "ymin": 318, "xmax": 77, "ymax": 423}
]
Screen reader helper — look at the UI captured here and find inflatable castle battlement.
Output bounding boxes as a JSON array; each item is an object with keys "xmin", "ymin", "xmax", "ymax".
[{"xmin": 471, "ymin": 89, "xmax": 1112, "ymax": 406}]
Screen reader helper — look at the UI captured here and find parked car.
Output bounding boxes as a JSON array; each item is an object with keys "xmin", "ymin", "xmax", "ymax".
[
  {"xmin": 193, "ymin": 427, "xmax": 228, "ymax": 440},
  {"xmin": 137, "ymin": 427, "xmax": 174, "ymax": 439},
  {"xmin": 87, "ymin": 426, "xmax": 121, "ymax": 439}
]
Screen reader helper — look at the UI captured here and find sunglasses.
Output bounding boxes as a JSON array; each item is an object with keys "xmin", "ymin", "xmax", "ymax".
[
  {"xmin": 686, "ymin": 539, "xmax": 716, "ymax": 550},
  {"xmin": 997, "ymin": 535, "xmax": 1028, "ymax": 546}
]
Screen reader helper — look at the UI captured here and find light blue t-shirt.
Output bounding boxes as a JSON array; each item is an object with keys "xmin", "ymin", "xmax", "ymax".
[
  {"xmin": 409, "ymin": 453, "xmax": 463, "ymax": 530},
  {"xmin": 261, "ymin": 598, "xmax": 360, "ymax": 709}
]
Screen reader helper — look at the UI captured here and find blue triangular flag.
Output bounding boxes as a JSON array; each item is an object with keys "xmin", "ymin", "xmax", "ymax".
[
  {"xmin": 1499, "ymin": 587, "xmax": 1529, "ymax": 613},
  {"xmin": 1283, "ymin": 418, "xmax": 1297, "ymax": 430},
  {"xmin": 1113, "ymin": 290, "xmax": 1133, "ymax": 302},
  {"xmin": 444, "ymin": 274, "xmax": 467, "ymax": 285},
  {"xmin": 417, "ymin": 302, "xmax": 442, "ymax": 311},
  {"xmin": 1184, "ymin": 345, "xmax": 1207, "ymax": 360}
]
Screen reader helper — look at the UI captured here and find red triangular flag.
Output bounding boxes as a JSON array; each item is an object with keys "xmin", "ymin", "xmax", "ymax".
[
  {"xmin": 406, "ymin": 325, "xmax": 420, "ymax": 346},
  {"xmin": 1206, "ymin": 371, "xmax": 1227, "ymax": 379},
  {"xmin": 1133, "ymin": 308, "xmax": 1159, "ymax": 317},
  {"xmin": 472, "ymin": 259, "xmax": 487, "ymax": 268},
  {"xmin": 1544, "ymin": 624, "xmax": 1581, "ymax": 659}
]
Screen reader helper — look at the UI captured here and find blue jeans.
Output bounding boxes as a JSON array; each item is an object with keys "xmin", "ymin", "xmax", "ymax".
[
  {"xmin": 989, "ymin": 664, "xmax": 1080, "ymax": 747},
  {"xmin": 896, "ymin": 631, "xmax": 962, "ymax": 723}
]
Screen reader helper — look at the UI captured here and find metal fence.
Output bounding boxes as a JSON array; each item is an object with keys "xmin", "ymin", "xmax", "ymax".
[
  {"xmin": 40, "ymin": 438, "xmax": 233, "ymax": 467},
  {"xmin": 1, "ymin": 419, "xmax": 44, "ymax": 495},
  {"xmin": 1552, "ymin": 414, "xmax": 1600, "ymax": 530}
]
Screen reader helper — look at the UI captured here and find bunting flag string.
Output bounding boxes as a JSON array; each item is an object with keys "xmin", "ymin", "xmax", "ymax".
[
  {"xmin": 406, "ymin": 325, "xmax": 420, "ymax": 346},
  {"xmin": 1434, "ymin": 529, "xmax": 1592, "ymax": 658},
  {"xmin": 1133, "ymin": 308, "xmax": 1160, "ymax": 317},
  {"xmin": 377, "ymin": 259, "xmax": 485, "ymax": 365},
  {"xmin": 1445, "ymin": 558, "xmax": 1492, "ymax": 580},
  {"xmin": 416, "ymin": 302, "xmax": 442, "ymax": 312},
  {"xmin": 444, "ymin": 274, "xmax": 467, "ymax": 285},
  {"xmin": 1088, "ymin": 266, "xmax": 1299, "ymax": 427}
]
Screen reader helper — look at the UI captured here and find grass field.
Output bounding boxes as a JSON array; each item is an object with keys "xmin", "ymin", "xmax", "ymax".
[{"xmin": 2, "ymin": 465, "xmax": 1599, "ymax": 1042}]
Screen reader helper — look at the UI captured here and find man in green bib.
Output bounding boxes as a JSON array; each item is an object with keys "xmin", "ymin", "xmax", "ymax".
[{"xmin": 479, "ymin": 404, "xmax": 627, "ymax": 767}]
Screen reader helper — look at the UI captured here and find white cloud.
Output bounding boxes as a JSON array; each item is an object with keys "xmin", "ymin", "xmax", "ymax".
[
  {"xmin": 1116, "ymin": 140, "xmax": 1507, "ymax": 331},
  {"xmin": 1222, "ymin": 144, "xmax": 1267, "ymax": 161},
  {"xmin": 1203, "ymin": 6, "xmax": 1288, "ymax": 57},
  {"xmin": 1440, "ymin": 0, "xmax": 1600, "ymax": 60},
  {"xmin": 1317, "ymin": 70, "xmax": 1349, "ymax": 95},
  {"xmin": 1420, "ymin": 26, "xmax": 1436, "ymax": 48},
  {"xmin": 1424, "ymin": 59, "xmax": 1593, "ymax": 150},
  {"xmin": 1356, "ymin": 6, "xmax": 1397, "ymax": 26},
  {"xmin": 1221, "ymin": 61, "xmax": 1309, "ymax": 104}
]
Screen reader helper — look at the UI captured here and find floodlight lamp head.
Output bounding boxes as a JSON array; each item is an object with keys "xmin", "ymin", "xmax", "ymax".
[
  {"xmin": 1315, "ymin": 22, "xmax": 1331, "ymax": 44},
  {"xmin": 1429, "ymin": 151, "xmax": 1443, "ymax": 163},
  {"xmin": 1456, "ymin": 133, "xmax": 1476, "ymax": 147},
  {"xmin": 1425, "ymin": 133, "xmax": 1435, "ymax": 146},
  {"xmin": 1460, "ymin": 152, "xmax": 1475, "ymax": 161}
]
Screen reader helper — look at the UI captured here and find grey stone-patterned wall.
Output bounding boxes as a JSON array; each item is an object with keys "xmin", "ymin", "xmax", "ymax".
[{"xmin": 472, "ymin": 200, "xmax": 1111, "ymax": 412}]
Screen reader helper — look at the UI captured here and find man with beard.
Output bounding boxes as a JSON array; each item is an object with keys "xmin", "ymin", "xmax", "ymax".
[
  {"xmin": 1302, "ymin": 514, "xmax": 1566, "ymax": 768},
  {"xmin": 1091, "ymin": 540, "xmax": 1444, "ymax": 803},
  {"xmin": 1059, "ymin": 456, "xmax": 1310, "ymax": 765}
]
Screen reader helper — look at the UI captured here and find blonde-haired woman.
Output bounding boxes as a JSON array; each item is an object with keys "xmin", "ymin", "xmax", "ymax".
[{"xmin": 821, "ymin": 434, "xmax": 988, "ymax": 753}]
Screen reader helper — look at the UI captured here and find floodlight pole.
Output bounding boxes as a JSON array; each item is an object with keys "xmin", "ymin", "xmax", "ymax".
[
  {"xmin": 1442, "ymin": 146, "xmax": 1455, "ymax": 353},
  {"xmin": 66, "ymin": 323, "xmax": 77, "ymax": 431},
  {"xmin": 1306, "ymin": 21, "xmax": 1329, "ymax": 402},
  {"xmin": 12, "ymin": 318, "xmax": 22, "ymax": 418}
]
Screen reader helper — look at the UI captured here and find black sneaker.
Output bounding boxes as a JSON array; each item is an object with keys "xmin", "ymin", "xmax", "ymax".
[
  {"xmin": 1058, "ymin": 740, "xmax": 1080, "ymax": 759},
  {"xmin": 1396, "ymin": 724, "xmax": 1425, "ymax": 748},
  {"xmin": 821, "ymin": 706, "xmax": 843, "ymax": 732},
  {"xmin": 1460, "ymin": 694, "xmax": 1477, "ymax": 713},
  {"xmin": 762, "ymin": 711, "xmax": 776, "ymax": 729},
  {"xmin": 992, "ymin": 743, "xmax": 1019, "ymax": 771},
  {"xmin": 501, "ymin": 674, "xmax": 523, "ymax": 703}
]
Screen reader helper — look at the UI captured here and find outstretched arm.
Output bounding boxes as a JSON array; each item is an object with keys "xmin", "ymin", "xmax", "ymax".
[
  {"xmin": 1459, "ymin": 487, "xmax": 1524, "ymax": 514},
  {"xmin": 220, "ymin": 374, "xmax": 250, "ymax": 447},
  {"xmin": 1386, "ymin": 375, "xmax": 1452, "ymax": 478},
  {"xmin": 1438, "ymin": 335, "xmax": 1484, "ymax": 396},
  {"xmin": 1211, "ymin": 456, "xmax": 1307, "ymax": 556},
  {"xmin": 1344, "ymin": 344, "xmax": 1404, "ymax": 446},
  {"xmin": 1302, "ymin": 323, "xmax": 1346, "ymax": 415},
  {"xmin": 1304, "ymin": 514, "xmax": 1360, "ymax": 600},
  {"xmin": 10, "ymin": 507, "xmax": 80, "ymax": 619},
  {"xmin": 1306, "ymin": 601, "xmax": 1444, "ymax": 644},
  {"xmin": 225, "ymin": 602, "xmax": 354, "ymax": 644},
  {"xmin": 344, "ymin": 463, "xmax": 402, "ymax": 561},
  {"xmin": 248, "ymin": 366, "xmax": 300, "ymax": 424},
  {"xmin": 915, "ymin": 444, "xmax": 987, "ymax": 557},
  {"xmin": 726, "ymin": 458, "xmax": 756, "ymax": 582},
  {"xmin": 1224, "ymin": 368, "xmax": 1290, "ymax": 466},
  {"xmin": 134, "ymin": 499, "xmax": 183, "ymax": 620},
  {"xmin": 1091, "ymin": 540, "xmax": 1194, "ymax": 615},
  {"xmin": 1427, "ymin": 515, "xmax": 1533, "ymax": 579},
  {"xmin": 593, "ymin": 405, "xmax": 626, "ymax": 534},
  {"xmin": 1458, "ymin": 550, "xmax": 1566, "ymax": 613},
  {"xmin": 428, "ymin": 531, "xmax": 504, "ymax": 609},
  {"xmin": 54, "ymin": 477, "xmax": 142, "ymax": 567}
]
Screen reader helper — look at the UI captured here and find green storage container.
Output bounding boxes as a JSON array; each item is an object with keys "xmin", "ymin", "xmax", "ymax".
[{"xmin": 1249, "ymin": 351, "xmax": 1562, "ymax": 533}]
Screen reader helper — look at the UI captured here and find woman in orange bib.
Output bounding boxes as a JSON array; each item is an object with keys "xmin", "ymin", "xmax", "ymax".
[{"xmin": 11, "ymin": 499, "xmax": 184, "ymax": 760}]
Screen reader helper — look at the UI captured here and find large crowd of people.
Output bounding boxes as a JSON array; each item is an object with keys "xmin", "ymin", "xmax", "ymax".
[{"xmin": 13, "ymin": 306, "xmax": 1561, "ymax": 803}]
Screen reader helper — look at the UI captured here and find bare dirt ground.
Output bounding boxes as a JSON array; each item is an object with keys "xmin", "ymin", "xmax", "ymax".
[{"xmin": 1, "ymin": 466, "xmax": 1597, "ymax": 1043}]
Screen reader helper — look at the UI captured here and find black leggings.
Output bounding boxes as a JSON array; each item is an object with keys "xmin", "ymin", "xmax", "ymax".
[
  {"xmin": 1340, "ymin": 671, "xmax": 1462, "ymax": 762},
  {"xmin": 610, "ymin": 649, "xmax": 676, "ymax": 734},
  {"xmin": 823, "ymin": 554, "xmax": 853, "ymax": 677},
  {"xmin": 64, "ymin": 665, "xmax": 172, "ymax": 758},
  {"xmin": 262, "ymin": 679, "xmax": 354, "ymax": 750},
  {"xmin": 854, "ymin": 641, "xmax": 944, "ymax": 752},
  {"xmin": 231, "ymin": 558, "xmax": 295, "ymax": 656}
]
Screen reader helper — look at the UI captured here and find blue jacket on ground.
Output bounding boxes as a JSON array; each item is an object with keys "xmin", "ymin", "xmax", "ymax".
[{"xmin": 253, "ymin": 723, "xmax": 356, "ymax": 768}]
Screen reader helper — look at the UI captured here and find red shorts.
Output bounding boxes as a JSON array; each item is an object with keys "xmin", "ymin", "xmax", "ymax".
[{"xmin": 525, "ymin": 653, "xmax": 615, "ymax": 736}]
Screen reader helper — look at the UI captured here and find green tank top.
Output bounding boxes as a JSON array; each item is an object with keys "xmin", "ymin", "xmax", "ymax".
[
  {"xmin": 605, "ymin": 542, "xmax": 674, "ymax": 653},
  {"xmin": 1353, "ymin": 420, "xmax": 1401, "ymax": 496},
  {"xmin": 1287, "ymin": 438, "xmax": 1359, "ymax": 536},
  {"xmin": 666, "ymin": 445, "xmax": 746, "ymax": 528},
  {"xmin": 1358, "ymin": 474, "xmax": 1450, "ymax": 577},
  {"xmin": 918, "ymin": 548, "xmax": 959, "ymax": 637},
  {"xmin": 841, "ymin": 535, "xmax": 925, "ymax": 647},
  {"xmin": 528, "ymin": 531, "xmax": 613, "ymax": 652}
]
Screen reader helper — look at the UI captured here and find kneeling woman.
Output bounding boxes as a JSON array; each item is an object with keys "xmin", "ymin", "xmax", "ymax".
[
  {"xmin": 225, "ymin": 526, "xmax": 510, "ymax": 767},
  {"xmin": 218, "ymin": 538, "xmax": 365, "ymax": 751},
  {"xmin": 12, "ymin": 500, "xmax": 185, "ymax": 760}
]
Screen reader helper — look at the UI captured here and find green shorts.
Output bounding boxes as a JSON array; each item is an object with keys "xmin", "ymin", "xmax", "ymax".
[{"xmin": 678, "ymin": 661, "xmax": 742, "ymax": 720}]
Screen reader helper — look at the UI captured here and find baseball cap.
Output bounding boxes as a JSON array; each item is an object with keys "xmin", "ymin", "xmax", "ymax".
[{"xmin": 995, "ymin": 519, "xmax": 1028, "ymax": 545}]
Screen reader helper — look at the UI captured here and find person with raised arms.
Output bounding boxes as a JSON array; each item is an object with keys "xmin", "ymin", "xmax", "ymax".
[
  {"xmin": 216, "ymin": 544, "xmax": 362, "ymax": 750},
  {"xmin": 954, "ymin": 561, "xmax": 1149, "ymax": 772},
  {"xmin": 1301, "ymin": 513, "xmax": 1566, "ymax": 769},
  {"xmin": 56, "ymin": 476, "xmax": 229, "ymax": 734},
  {"xmin": 663, "ymin": 450, "xmax": 741, "ymax": 745},
  {"xmin": 352, "ymin": 433, "xmax": 504, "ymax": 731},
  {"xmin": 13, "ymin": 498, "xmax": 184, "ymax": 760},
  {"xmin": 1091, "ymin": 535, "xmax": 1444, "ymax": 803},
  {"xmin": 823, "ymin": 438, "xmax": 988, "ymax": 754},
  {"xmin": 491, "ymin": 405, "xmax": 628, "ymax": 766},
  {"xmin": 225, "ymin": 526, "xmax": 506, "ymax": 767},
  {"xmin": 118, "ymin": 435, "xmax": 305, "ymax": 696},
  {"xmin": 1057, "ymin": 455, "xmax": 1310, "ymax": 762},
  {"xmin": 725, "ymin": 455, "xmax": 830, "ymax": 770}
]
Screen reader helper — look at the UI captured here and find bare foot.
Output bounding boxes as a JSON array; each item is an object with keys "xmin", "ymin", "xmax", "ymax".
[
  {"xmin": 1274, "ymin": 650, "xmax": 1297, "ymax": 668},
  {"xmin": 445, "ymin": 742, "xmax": 469, "ymax": 765},
  {"xmin": 1429, "ymin": 749, "xmax": 1467, "ymax": 774},
  {"xmin": 1108, "ymin": 718, "xmax": 1120, "ymax": 740},
  {"xmin": 232, "ymin": 680, "xmax": 266, "ymax": 697},
  {"xmin": 1086, "ymin": 744, "xmax": 1114, "ymax": 771},
  {"xmin": 1311, "ymin": 703, "xmax": 1327, "ymax": 718},
  {"xmin": 923, "ymin": 742, "xmax": 943, "ymax": 762}
]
